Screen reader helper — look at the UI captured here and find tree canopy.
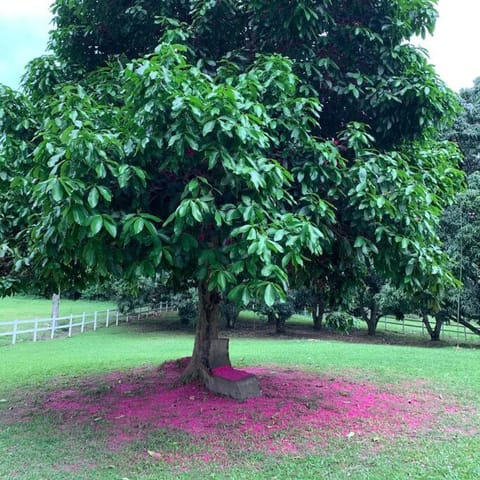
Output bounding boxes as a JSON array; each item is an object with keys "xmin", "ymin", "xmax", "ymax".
[
  {"xmin": 0, "ymin": 0, "xmax": 464, "ymax": 381},
  {"xmin": 448, "ymin": 77, "xmax": 480, "ymax": 175}
]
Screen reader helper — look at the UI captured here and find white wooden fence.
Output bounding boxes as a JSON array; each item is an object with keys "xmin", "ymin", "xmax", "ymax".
[
  {"xmin": 352, "ymin": 315, "xmax": 480, "ymax": 343},
  {"xmin": 0, "ymin": 302, "xmax": 176, "ymax": 346}
]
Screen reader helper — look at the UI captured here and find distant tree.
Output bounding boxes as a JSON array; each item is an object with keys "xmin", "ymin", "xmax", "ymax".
[
  {"xmin": 448, "ymin": 78, "xmax": 480, "ymax": 174},
  {"xmin": 350, "ymin": 278, "xmax": 447, "ymax": 341},
  {"xmin": 349, "ymin": 273, "xmax": 384, "ymax": 336},
  {"xmin": 256, "ymin": 295, "xmax": 296, "ymax": 334},
  {"xmin": 0, "ymin": 1, "xmax": 464, "ymax": 386},
  {"xmin": 219, "ymin": 299, "xmax": 240, "ymax": 330},
  {"xmin": 439, "ymin": 78, "xmax": 480, "ymax": 334},
  {"xmin": 440, "ymin": 172, "xmax": 480, "ymax": 327}
]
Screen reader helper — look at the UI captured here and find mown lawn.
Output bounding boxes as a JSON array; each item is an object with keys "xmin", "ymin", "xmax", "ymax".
[
  {"xmin": 0, "ymin": 295, "xmax": 116, "ymax": 322},
  {"xmin": 0, "ymin": 295, "xmax": 118, "ymax": 343},
  {"xmin": 1, "ymin": 319, "xmax": 480, "ymax": 479}
]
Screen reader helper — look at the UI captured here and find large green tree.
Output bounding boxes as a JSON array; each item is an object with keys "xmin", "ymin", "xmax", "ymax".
[{"xmin": 0, "ymin": 0, "xmax": 463, "ymax": 383}]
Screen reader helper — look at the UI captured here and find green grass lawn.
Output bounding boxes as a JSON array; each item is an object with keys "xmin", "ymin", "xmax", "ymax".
[
  {"xmin": 1, "ymin": 318, "xmax": 480, "ymax": 480},
  {"xmin": 0, "ymin": 295, "xmax": 118, "ymax": 345},
  {"xmin": 0, "ymin": 295, "xmax": 116, "ymax": 322}
]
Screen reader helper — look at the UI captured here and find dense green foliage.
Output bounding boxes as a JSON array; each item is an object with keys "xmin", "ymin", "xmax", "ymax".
[
  {"xmin": 448, "ymin": 77, "xmax": 480, "ymax": 174},
  {"xmin": 0, "ymin": 0, "xmax": 465, "ymax": 371},
  {"xmin": 437, "ymin": 79, "xmax": 480, "ymax": 325},
  {"xmin": 440, "ymin": 173, "xmax": 480, "ymax": 322}
]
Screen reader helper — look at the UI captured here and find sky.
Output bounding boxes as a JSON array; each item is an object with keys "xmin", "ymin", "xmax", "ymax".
[{"xmin": 0, "ymin": 0, "xmax": 479, "ymax": 92}]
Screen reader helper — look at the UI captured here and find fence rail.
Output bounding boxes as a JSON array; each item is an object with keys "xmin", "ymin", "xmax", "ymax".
[
  {"xmin": 353, "ymin": 315, "xmax": 480, "ymax": 342},
  {"xmin": 0, "ymin": 302, "xmax": 176, "ymax": 346}
]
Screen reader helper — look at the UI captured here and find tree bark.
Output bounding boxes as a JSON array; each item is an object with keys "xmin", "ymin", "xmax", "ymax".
[
  {"xmin": 366, "ymin": 302, "xmax": 379, "ymax": 336},
  {"xmin": 432, "ymin": 315, "xmax": 443, "ymax": 341},
  {"xmin": 276, "ymin": 315, "xmax": 286, "ymax": 334},
  {"xmin": 457, "ymin": 316, "xmax": 480, "ymax": 336},
  {"xmin": 182, "ymin": 282, "xmax": 221, "ymax": 383},
  {"xmin": 421, "ymin": 313, "xmax": 442, "ymax": 341},
  {"xmin": 266, "ymin": 311, "xmax": 276, "ymax": 325},
  {"xmin": 312, "ymin": 298, "xmax": 325, "ymax": 330}
]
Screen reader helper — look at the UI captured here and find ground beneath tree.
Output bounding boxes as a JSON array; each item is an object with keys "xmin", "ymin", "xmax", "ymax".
[{"xmin": 18, "ymin": 358, "xmax": 472, "ymax": 469}]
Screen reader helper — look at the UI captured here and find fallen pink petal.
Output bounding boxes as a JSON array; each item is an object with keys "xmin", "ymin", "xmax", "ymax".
[{"xmin": 39, "ymin": 358, "xmax": 475, "ymax": 466}]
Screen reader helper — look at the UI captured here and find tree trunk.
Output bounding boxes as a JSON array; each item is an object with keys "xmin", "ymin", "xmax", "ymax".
[
  {"xmin": 422, "ymin": 313, "xmax": 442, "ymax": 341},
  {"xmin": 432, "ymin": 315, "xmax": 443, "ymax": 341},
  {"xmin": 457, "ymin": 316, "xmax": 480, "ymax": 336},
  {"xmin": 266, "ymin": 311, "xmax": 276, "ymax": 325},
  {"xmin": 221, "ymin": 300, "xmax": 239, "ymax": 329},
  {"xmin": 276, "ymin": 315, "xmax": 286, "ymax": 334},
  {"xmin": 366, "ymin": 302, "xmax": 379, "ymax": 336},
  {"xmin": 312, "ymin": 298, "xmax": 325, "ymax": 330},
  {"xmin": 182, "ymin": 282, "xmax": 221, "ymax": 383}
]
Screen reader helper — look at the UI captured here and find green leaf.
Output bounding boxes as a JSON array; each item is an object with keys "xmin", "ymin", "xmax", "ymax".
[
  {"xmin": 97, "ymin": 186, "xmax": 112, "ymax": 202},
  {"xmin": 90, "ymin": 215, "xmax": 103, "ymax": 235},
  {"xmin": 241, "ymin": 287, "xmax": 251, "ymax": 304},
  {"xmin": 264, "ymin": 283, "xmax": 276, "ymax": 307},
  {"xmin": 227, "ymin": 284, "xmax": 245, "ymax": 303},
  {"xmin": 95, "ymin": 162, "xmax": 107, "ymax": 178},
  {"xmin": 217, "ymin": 271, "xmax": 227, "ymax": 291},
  {"xmin": 405, "ymin": 261, "xmax": 415, "ymax": 276},
  {"xmin": 88, "ymin": 187, "xmax": 100, "ymax": 208},
  {"xmin": 358, "ymin": 167, "xmax": 367, "ymax": 184},
  {"xmin": 133, "ymin": 218, "xmax": 145, "ymax": 234},
  {"xmin": 72, "ymin": 206, "xmax": 89, "ymax": 226},
  {"xmin": 144, "ymin": 220, "xmax": 157, "ymax": 236},
  {"xmin": 51, "ymin": 181, "xmax": 63, "ymax": 202},
  {"xmin": 202, "ymin": 120, "xmax": 215, "ymax": 136},
  {"xmin": 191, "ymin": 202, "xmax": 203, "ymax": 222},
  {"xmin": 237, "ymin": 126, "xmax": 247, "ymax": 142},
  {"xmin": 353, "ymin": 237, "xmax": 365, "ymax": 248},
  {"xmin": 104, "ymin": 219, "xmax": 117, "ymax": 238}
]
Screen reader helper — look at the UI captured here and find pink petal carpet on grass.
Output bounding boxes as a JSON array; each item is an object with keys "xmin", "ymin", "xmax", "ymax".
[{"xmin": 43, "ymin": 358, "xmax": 475, "ymax": 464}]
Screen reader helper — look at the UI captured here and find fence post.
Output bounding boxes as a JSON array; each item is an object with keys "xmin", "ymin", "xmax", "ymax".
[
  {"xmin": 93, "ymin": 311, "xmax": 98, "ymax": 331},
  {"xmin": 51, "ymin": 293, "xmax": 60, "ymax": 332},
  {"xmin": 50, "ymin": 318, "xmax": 56, "ymax": 339},
  {"xmin": 33, "ymin": 318, "xmax": 38, "ymax": 342},
  {"xmin": 12, "ymin": 320, "xmax": 18, "ymax": 345},
  {"xmin": 126, "ymin": 313, "xmax": 129, "ymax": 323},
  {"xmin": 106, "ymin": 309, "xmax": 110, "ymax": 328},
  {"xmin": 68, "ymin": 313, "xmax": 73, "ymax": 337},
  {"xmin": 115, "ymin": 310, "xmax": 119, "ymax": 326}
]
